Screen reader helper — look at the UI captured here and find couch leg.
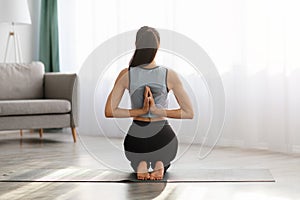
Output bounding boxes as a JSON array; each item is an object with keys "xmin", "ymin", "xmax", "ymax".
[
  {"xmin": 20, "ymin": 130, "xmax": 23, "ymax": 137},
  {"xmin": 71, "ymin": 127, "xmax": 77, "ymax": 143},
  {"xmin": 39, "ymin": 129, "xmax": 43, "ymax": 138}
]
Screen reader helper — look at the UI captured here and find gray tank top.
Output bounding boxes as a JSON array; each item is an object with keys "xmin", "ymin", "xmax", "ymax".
[{"xmin": 129, "ymin": 65, "xmax": 169, "ymax": 118}]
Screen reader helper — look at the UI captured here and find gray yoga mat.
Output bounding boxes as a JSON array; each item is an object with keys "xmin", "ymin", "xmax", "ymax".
[{"xmin": 0, "ymin": 168, "xmax": 275, "ymax": 183}]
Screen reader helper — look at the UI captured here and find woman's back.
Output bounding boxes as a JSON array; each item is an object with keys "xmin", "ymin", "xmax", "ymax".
[{"xmin": 129, "ymin": 65, "xmax": 168, "ymax": 118}]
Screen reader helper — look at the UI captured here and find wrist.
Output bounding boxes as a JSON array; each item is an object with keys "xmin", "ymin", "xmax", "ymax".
[
  {"xmin": 151, "ymin": 107, "xmax": 166, "ymax": 117},
  {"xmin": 141, "ymin": 108, "xmax": 149, "ymax": 115},
  {"xmin": 129, "ymin": 108, "xmax": 147, "ymax": 117}
]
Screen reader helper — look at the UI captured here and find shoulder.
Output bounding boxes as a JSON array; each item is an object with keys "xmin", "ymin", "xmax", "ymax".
[
  {"xmin": 117, "ymin": 68, "xmax": 129, "ymax": 78},
  {"xmin": 119, "ymin": 68, "xmax": 128, "ymax": 75},
  {"xmin": 167, "ymin": 68, "xmax": 182, "ymax": 90},
  {"xmin": 167, "ymin": 68, "xmax": 179, "ymax": 81},
  {"xmin": 115, "ymin": 68, "xmax": 129, "ymax": 88}
]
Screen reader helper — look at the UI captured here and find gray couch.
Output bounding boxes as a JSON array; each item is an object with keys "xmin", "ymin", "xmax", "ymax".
[{"xmin": 0, "ymin": 62, "xmax": 78, "ymax": 142}]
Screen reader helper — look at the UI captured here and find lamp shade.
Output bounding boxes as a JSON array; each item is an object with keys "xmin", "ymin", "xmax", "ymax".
[{"xmin": 0, "ymin": 0, "xmax": 31, "ymax": 24}]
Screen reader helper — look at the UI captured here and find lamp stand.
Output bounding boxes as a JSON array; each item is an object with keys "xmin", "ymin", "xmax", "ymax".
[{"xmin": 3, "ymin": 23, "xmax": 23, "ymax": 63}]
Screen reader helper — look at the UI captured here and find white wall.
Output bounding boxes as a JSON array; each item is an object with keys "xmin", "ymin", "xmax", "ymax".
[{"xmin": 0, "ymin": 0, "xmax": 40, "ymax": 63}]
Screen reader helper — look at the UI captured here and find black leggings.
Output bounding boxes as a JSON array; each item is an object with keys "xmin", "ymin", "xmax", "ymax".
[{"xmin": 123, "ymin": 120, "xmax": 178, "ymax": 172}]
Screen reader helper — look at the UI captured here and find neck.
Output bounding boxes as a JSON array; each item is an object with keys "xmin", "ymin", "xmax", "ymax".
[{"xmin": 144, "ymin": 61, "xmax": 156, "ymax": 68}]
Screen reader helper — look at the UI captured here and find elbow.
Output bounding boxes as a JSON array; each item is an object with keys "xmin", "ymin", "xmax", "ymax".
[
  {"xmin": 105, "ymin": 112, "xmax": 113, "ymax": 118},
  {"xmin": 181, "ymin": 108, "xmax": 194, "ymax": 119},
  {"xmin": 104, "ymin": 108, "xmax": 113, "ymax": 118},
  {"xmin": 186, "ymin": 109, "xmax": 194, "ymax": 119},
  {"xmin": 187, "ymin": 111, "xmax": 194, "ymax": 119}
]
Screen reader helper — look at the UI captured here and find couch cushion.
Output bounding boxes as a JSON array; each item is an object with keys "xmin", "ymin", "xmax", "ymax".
[
  {"xmin": 0, "ymin": 62, "xmax": 44, "ymax": 100},
  {"xmin": 0, "ymin": 100, "xmax": 71, "ymax": 116}
]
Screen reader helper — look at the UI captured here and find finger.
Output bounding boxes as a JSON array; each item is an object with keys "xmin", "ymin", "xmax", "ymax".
[
  {"xmin": 144, "ymin": 86, "xmax": 150, "ymax": 97},
  {"xmin": 149, "ymin": 98, "xmax": 154, "ymax": 106},
  {"xmin": 144, "ymin": 98, "xmax": 149, "ymax": 107},
  {"xmin": 148, "ymin": 88, "xmax": 153, "ymax": 97},
  {"xmin": 145, "ymin": 86, "xmax": 150, "ymax": 92},
  {"xmin": 146, "ymin": 86, "xmax": 153, "ymax": 97}
]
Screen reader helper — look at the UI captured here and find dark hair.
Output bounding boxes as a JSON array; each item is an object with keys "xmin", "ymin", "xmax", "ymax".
[{"xmin": 129, "ymin": 26, "xmax": 160, "ymax": 69}]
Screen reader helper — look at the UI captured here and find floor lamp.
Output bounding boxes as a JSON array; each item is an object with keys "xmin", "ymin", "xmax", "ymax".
[{"xmin": 0, "ymin": 0, "xmax": 31, "ymax": 63}]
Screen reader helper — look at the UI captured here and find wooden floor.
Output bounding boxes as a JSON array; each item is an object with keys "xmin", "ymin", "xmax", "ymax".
[{"xmin": 0, "ymin": 130, "xmax": 300, "ymax": 200}]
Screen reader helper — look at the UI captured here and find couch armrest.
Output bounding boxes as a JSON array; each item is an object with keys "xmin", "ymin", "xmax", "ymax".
[{"xmin": 44, "ymin": 73, "xmax": 78, "ymax": 127}]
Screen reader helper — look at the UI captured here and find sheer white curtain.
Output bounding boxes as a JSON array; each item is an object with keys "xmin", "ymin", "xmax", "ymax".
[
  {"xmin": 220, "ymin": 0, "xmax": 300, "ymax": 153},
  {"xmin": 58, "ymin": 0, "xmax": 300, "ymax": 153}
]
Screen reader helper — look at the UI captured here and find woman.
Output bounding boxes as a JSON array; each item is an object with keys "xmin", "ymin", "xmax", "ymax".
[{"xmin": 105, "ymin": 26, "xmax": 194, "ymax": 180}]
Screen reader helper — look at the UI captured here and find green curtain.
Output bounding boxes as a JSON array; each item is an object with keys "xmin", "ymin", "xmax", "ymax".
[{"xmin": 39, "ymin": 0, "xmax": 60, "ymax": 72}]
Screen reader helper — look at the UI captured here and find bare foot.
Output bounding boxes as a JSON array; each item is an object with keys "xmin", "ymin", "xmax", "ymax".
[
  {"xmin": 137, "ymin": 161, "xmax": 150, "ymax": 180},
  {"xmin": 150, "ymin": 161, "xmax": 164, "ymax": 180}
]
